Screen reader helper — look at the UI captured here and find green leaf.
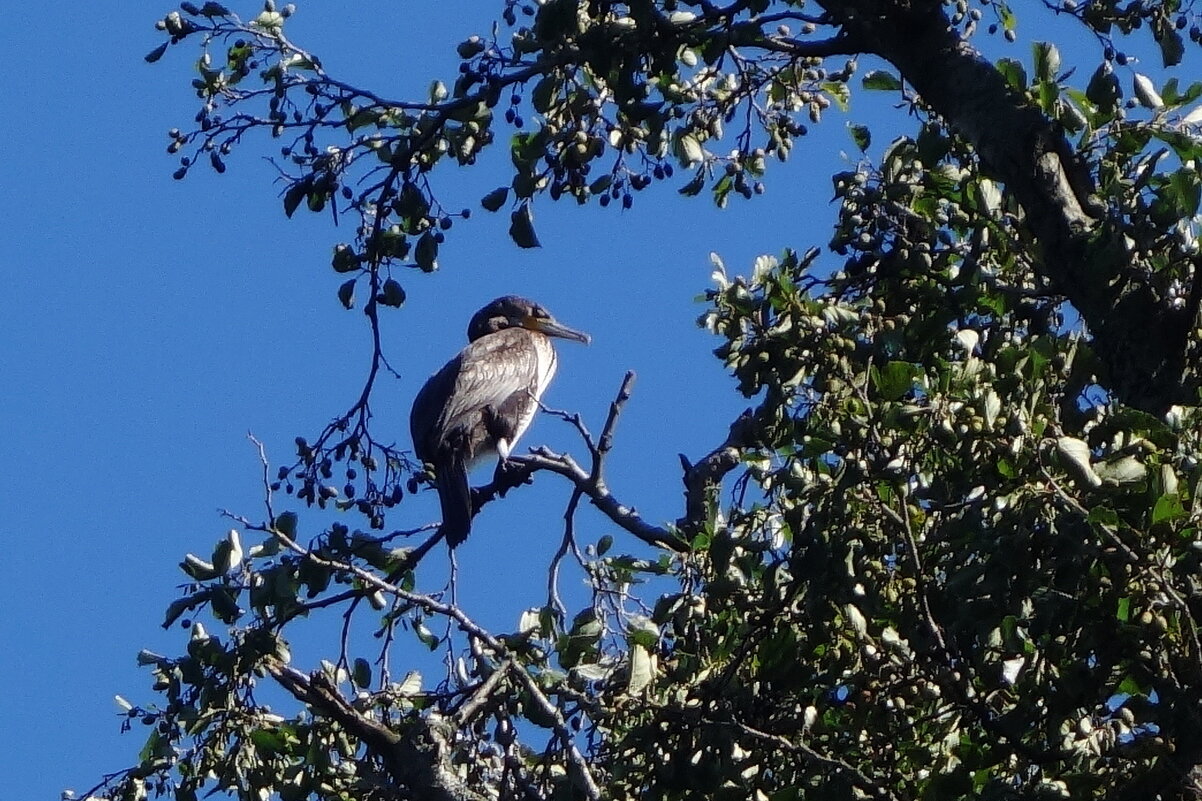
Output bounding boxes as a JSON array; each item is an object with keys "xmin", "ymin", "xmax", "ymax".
[
  {"xmin": 283, "ymin": 181, "xmax": 308, "ymax": 218},
  {"xmin": 982, "ymin": 388, "xmax": 1001, "ymax": 428},
  {"xmin": 998, "ymin": 3, "xmax": 1016, "ymax": 31},
  {"xmin": 396, "ymin": 670, "xmax": 422, "ymax": 696},
  {"xmin": 1086, "ymin": 62, "xmax": 1121, "ymax": 112},
  {"xmin": 1056, "ymin": 436, "xmax": 1102, "ymax": 488},
  {"xmin": 572, "ymin": 662, "xmax": 612, "ymax": 682},
  {"xmin": 821, "ymin": 81, "xmax": 850, "ymax": 112},
  {"xmin": 1151, "ymin": 130, "xmax": 1202, "ymax": 164},
  {"xmin": 447, "ymin": 100, "xmax": 488, "ymax": 123},
  {"xmin": 1162, "ymin": 79, "xmax": 1202, "ymax": 108},
  {"xmin": 862, "ymin": 70, "xmax": 902, "ymax": 91},
  {"xmin": 145, "ymin": 42, "xmax": 170, "ymax": 63},
  {"xmin": 1032, "ymin": 41, "xmax": 1061, "ymax": 82},
  {"xmin": 1116, "ymin": 674, "xmax": 1145, "ymax": 695},
  {"xmin": 480, "ymin": 186, "xmax": 509, "ymax": 212},
  {"xmin": 1152, "ymin": 493, "xmax": 1186, "ymax": 524},
  {"xmin": 626, "ymin": 615, "xmax": 659, "ymax": 649},
  {"xmin": 531, "ymin": 73, "xmax": 560, "ymax": 113},
  {"xmin": 249, "ymin": 728, "xmax": 288, "ymax": 754},
  {"xmin": 1095, "ymin": 455, "xmax": 1147, "ymax": 485},
  {"xmin": 627, "ymin": 644, "xmax": 655, "ymax": 694},
  {"xmin": 332, "ymin": 244, "xmax": 358, "ymax": 274},
  {"xmin": 848, "ymin": 123, "xmax": 871, "ymax": 153},
  {"xmin": 210, "ymin": 540, "xmax": 235, "ymax": 574},
  {"xmin": 995, "ymin": 58, "xmax": 1027, "ymax": 92},
  {"xmin": 414, "ymin": 232, "xmax": 439, "ymax": 272},
  {"xmin": 457, "ymin": 36, "xmax": 486, "ymax": 59},
  {"xmin": 209, "ymin": 586, "xmax": 241, "ymax": 624},
  {"xmin": 352, "ymin": 657, "xmax": 372, "ymax": 689},
  {"xmin": 162, "ymin": 596, "xmax": 195, "ymax": 629},
  {"xmin": 274, "ymin": 511, "xmax": 298, "ymax": 536},
  {"xmin": 674, "ymin": 131, "xmax": 704, "ymax": 168},
  {"xmin": 508, "ymin": 203, "xmax": 541, "ymax": 248},
  {"xmin": 678, "ymin": 172, "xmax": 705, "ymax": 196},
  {"xmin": 337, "ymin": 278, "xmax": 355, "ymax": 309},
  {"xmin": 136, "ymin": 649, "xmax": 166, "ymax": 667},
  {"xmin": 1133, "ymin": 73, "xmax": 1163, "ymax": 109},
  {"xmin": 1088, "ymin": 506, "xmax": 1119, "ymax": 527},
  {"xmin": 139, "ymin": 730, "xmax": 166, "ymax": 763},
  {"xmin": 346, "ymin": 108, "xmax": 380, "ymax": 132},
  {"xmin": 180, "ymin": 553, "xmax": 219, "ymax": 581},
  {"xmin": 378, "ymin": 278, "xmax": 406, "ymax": 307},
  {"xmin": 1116, "ymin": 596, "xmax": 1131, "ymax": 622},
  {"xmin": 1157, "ymin": 26, "xmax": 1185, "ymax": 68},
  {"xmin": 414, "ymin": 621, "xmax": 439, "ymax": 650},
  {"xmin": 871, "ymin": 361, "xmax": 919, "ymax": 401},
  {"xmin": 1168, "ymin": 168, "xmax": 1202, "ymax": 217}
]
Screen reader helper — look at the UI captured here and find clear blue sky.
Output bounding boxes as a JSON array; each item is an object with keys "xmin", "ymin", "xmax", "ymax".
[{"xmin": 0, "ymin": 4, "xmax": 1112, "ymax": 799}]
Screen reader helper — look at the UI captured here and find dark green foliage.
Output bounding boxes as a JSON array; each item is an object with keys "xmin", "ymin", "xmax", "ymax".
[{"xmin": 77, "ymin": 2, "xmax": 1202, "ymax": 800}]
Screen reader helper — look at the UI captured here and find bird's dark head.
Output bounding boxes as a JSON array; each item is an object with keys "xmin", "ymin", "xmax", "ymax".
[{"xmin": 467, "ymin": 295, "xmax": 591, "ymax": 345}]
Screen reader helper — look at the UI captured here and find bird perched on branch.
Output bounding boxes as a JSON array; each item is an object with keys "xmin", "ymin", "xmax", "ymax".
[{"xmin": 410, "ymin": 296, "xmax": 591, "ymax": 547}]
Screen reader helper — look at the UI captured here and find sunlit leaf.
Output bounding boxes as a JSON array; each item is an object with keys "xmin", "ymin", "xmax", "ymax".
[
  {"xmin": 1057, "ymin": 436, "xmax": 1102, "ymax": 488},
  {"xmin": 1152, "ymin": 493, "xmax": 1186, "ymax": 525},
  {"xmin": 862, "ymin": 70, "xmax": 902, "ymax": 91}
]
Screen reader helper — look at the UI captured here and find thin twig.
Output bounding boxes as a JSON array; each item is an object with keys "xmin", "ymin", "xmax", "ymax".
[
  {"xmin": 728, "ymin": 719, "xmax": 900, "ymax": 801},
  {"xmin": 548, "ymin": 486, "xmax": 585, "ymax": 622}
]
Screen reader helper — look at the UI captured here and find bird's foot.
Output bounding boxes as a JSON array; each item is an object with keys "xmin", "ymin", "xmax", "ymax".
[{"xmin": 492, "ymin": 458, "xmax": 533, "ymax": 497}]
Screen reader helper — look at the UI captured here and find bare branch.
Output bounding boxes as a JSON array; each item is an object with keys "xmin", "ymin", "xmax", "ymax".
[
  {"xmin": 516, "ymin": 448, "xmax": 685, "ymax": 551},
  {"xmin": 547, "ymin": 486, "xmax": 586, "ymax": 622},
  {"xmin": 471, "ymin": 372, "xmax": 687, "ymax": 552}
]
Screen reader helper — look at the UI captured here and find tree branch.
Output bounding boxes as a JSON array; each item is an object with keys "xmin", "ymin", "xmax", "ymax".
[
  {"xmin": 725, "ymin": 719, "xmax": 901, "ymax": 801},
  {"xmin": 470, "ymin": 372, "xmax": 688, "ymax": 552},
  {"xmin": 509, "ymin": 448, "xmax": 685, "ymax": 551},
  {"xmin": 265, "ymin": 660, "xmax": 488, "ymax": 801},
  {"xmin": 676, "ymin": 409, "xmax": 754, "ymax": 536}
]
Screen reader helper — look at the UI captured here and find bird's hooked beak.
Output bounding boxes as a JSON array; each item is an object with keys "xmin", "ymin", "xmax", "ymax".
[{"xmin": 523, "ymin": 315, "xmax": 591, "ymax": 345}]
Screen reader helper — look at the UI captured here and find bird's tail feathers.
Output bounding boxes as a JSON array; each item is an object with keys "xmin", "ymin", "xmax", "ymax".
[{"xmin": 436, "ymin": 456, "xmax": 473, "ymax": 548}]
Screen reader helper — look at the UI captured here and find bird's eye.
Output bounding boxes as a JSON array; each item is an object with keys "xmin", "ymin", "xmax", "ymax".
[{"xmin": 533, "ymin": 307, "xmax": 549, "ymax": 318}]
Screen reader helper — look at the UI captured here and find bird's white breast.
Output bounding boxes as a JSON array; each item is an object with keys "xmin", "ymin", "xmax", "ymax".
[{"xmin": 512, "ymin": 333, "xmax": 557, "ymax": 446}]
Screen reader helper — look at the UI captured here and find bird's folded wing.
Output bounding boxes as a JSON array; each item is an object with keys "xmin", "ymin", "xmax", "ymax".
[
  {"xmin": 439, "ymin": 330, "xmax": 539, "ymax": 434},
  {"xmin": 410, "ymin": 330, "xmax": 540, "ymax": 456}
]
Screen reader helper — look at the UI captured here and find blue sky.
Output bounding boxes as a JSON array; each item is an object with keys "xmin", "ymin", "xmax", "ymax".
[{"xmin": 0, "ymin": 4, "xmax": 1117, "ymax": 799}]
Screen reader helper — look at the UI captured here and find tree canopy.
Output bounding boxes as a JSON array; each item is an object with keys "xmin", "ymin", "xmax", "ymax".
[{"xmin": 79, "ymin": 1, "xmax": 1202, "ymax": 800}]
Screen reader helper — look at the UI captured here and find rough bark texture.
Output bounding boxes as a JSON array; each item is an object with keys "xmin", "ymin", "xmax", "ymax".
[{"xmin": 819, "ymin": 0, "xmax": 1195, "ymax": 413}]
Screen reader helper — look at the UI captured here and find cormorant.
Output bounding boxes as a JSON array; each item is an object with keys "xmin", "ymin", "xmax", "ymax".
[{"xmin": 410, "ymin": 296, "xmax": 590, "ymax": 546}]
